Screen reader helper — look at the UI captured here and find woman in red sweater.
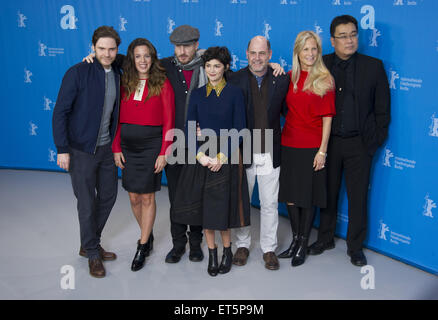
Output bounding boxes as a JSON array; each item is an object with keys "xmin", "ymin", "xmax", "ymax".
[
  {"xmin": 278, "ymin": 31, "xmax": 335, "ymax": 267},
  {"xmin": 112, "ymin": 38, "xmax": 175, "ymax": 271}
]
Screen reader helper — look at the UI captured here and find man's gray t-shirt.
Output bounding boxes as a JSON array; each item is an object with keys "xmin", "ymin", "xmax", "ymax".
[{"xmin": 96, "ymin": 68, "xmax": 116, "ymax": 147}]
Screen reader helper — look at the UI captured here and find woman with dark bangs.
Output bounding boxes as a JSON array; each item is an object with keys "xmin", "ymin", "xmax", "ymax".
[
  {"xmin": 112, "ymin": 38, "xmax": 175, "ymax": 271},
  {"xmin": 171, "ymin": 46, "xmax": 251, "ymax": 277}
]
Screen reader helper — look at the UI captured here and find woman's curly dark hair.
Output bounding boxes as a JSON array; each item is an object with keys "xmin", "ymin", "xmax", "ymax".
[
  {"xmin": 201, "ymin": 46, "xmax": 231, "ymax": 68},
  {"xmin": 122, "ymin": 38, "xmax": 166, "ymax": 101}
]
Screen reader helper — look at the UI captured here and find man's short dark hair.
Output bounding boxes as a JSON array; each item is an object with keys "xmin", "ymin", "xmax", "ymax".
[
  {"xmin": 330, "ymin": 15, "xmax": 358, "ymax": 37},
  {"xmin": 92, "ymin": 26, "xmax": 121, "ymax": 46},
  {"xmin": 202, "ymin": 46, "xmax": 231, "ymax": 67}
]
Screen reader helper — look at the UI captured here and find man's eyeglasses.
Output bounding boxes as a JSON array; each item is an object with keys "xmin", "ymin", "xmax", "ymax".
[{"xmin": 333, "ymin": 33, "xmax": 358, "ymax": 41}]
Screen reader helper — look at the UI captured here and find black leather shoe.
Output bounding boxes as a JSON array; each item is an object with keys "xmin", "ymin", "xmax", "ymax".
[
  {"xmin": 218, "ymin": 246, "xmax": 233, "ymax": 274},
  {"xmin": 208, "ymin": 247, "xmax": 219, "ymax": 277},
  {"xmin": 189, "ymin": 246, "xmax": 204, "ymax": 262},
  {"xmin": 348, "ymin": 250, "xmax": 367, "ymax": 267},
  {"xmin": 131, "ymin": 240, "xmax": 148, "ymax": 272},
  {"xmin": 278, "ymin": 236, "xmax": 298, "ymax": 259},
  {"xmin": 165, "ymin": 247, "xmax": 186, "ymax": 263},
  {"xmin": 307, "ymin": 240, "xmax": 335, "ymax": 255},
  {"xmin": 291, "ymin": 237, "xmax": 309, "ymax": 267}
]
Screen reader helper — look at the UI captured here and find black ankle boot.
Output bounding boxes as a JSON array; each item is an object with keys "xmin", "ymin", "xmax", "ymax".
[
  {"xmin": 291, "ymin": 236, "xmax": 309, "ymax": 267},
  {"xmin": 144, "ymin": 232, "xmax": 154, "ymax": 257},
  {"xmin": 131, "ymin": 240, "xmax": 148, "ymax": 271},
  {"xmin": 218, "ymin": 246, "xmax": 233, "ymax": 274},
  {"xmin": 208, "ymin": 247, "xmax": 219, "ymax": 277}
]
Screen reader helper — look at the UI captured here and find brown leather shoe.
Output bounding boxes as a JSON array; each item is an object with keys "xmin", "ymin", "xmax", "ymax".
[
  {"xmin": 232, "ymin": 247, "xmax": 249, "ymax": 266},
  {"xmin": 88, "ymin": 258, "xmax": 105, "ymax": 278},
  {"xmin": 263, "ymin": 251, "xmax": 280, "ymax": 270},
  {"xmin": 79, "ymin": 246, "xmax": 117, "ymax": 261}
]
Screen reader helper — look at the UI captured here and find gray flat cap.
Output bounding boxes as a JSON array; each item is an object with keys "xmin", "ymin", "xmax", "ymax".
[{"xmin": 169, "ymin": 25, "xmax": 200, "ymax": 45}]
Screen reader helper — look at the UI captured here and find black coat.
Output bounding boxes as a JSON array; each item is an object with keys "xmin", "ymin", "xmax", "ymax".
[
  {"xmin": 227, "ymin": 66, "xmax": 289, "ymax": 168},
  {"xmin": 160, "ymin": 56, "xmax": 192, "ymax": 132},
  {"xmin": 323, "ymin": 53, "xmax": 391, "ymax": 155}
]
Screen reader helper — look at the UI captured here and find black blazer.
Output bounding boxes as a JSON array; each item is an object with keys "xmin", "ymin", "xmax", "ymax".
[
  {"xmin": 323, "ymin": 53, "xmax": 391, "ymax": 155},
  {"xmin": 227, "ymin": 66, "xmax": 289, "ymax": 168}
]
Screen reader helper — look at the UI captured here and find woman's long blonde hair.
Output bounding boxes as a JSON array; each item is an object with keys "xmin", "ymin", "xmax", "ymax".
[{"xmin": 291, "ymin": 31, "xmax": 334, "ymax": 97}]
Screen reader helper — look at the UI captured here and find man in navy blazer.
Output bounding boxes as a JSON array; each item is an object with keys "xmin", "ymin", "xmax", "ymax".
[
  {"xmin": 227, "ymin": 36, "xmax": 289, "ymax": 270},
  {"xmin": 52, "ymin": 26, "xmax": 122, "ymax": 278},
  {"xmin": 308, "ymin": 15, "xmax": 391, "ymax": 266}
]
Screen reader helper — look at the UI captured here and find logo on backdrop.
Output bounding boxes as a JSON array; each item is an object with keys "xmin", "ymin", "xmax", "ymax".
[
  {"xmin": 24, "ymin": 68, "xmax": 32, "ymax": 83},
  {"xmin": 49, "ymin": 148, "xmax": 57, "ymax": 162},
  {"xmin": 382, "ymin": 147, "xmax": 416, "ymax": 170},
  {"xmin": 314, "ymin": 22, "xmax": 323, "ymax": 36},
  {"xmin": 231, "ymin": 0, "xmax": 248, "ymax": 3},
  {"xmin": 182, "ymin": 0, "xmax": 200, "ymax": 3},
  {"xmin": 38, "ymin": 41, "xmax": 47, "ymax": 56},
  {"xmin": 378, "ymin": 221, "xmax": 390, "ymax": 240},
  {"xmin": 280, "ymin": 0, "xmax": 299, "ymax": 4},
  {"xmin": 263, "ymin": 21, "xmax": 272, "ymax": 40},
  {"xmin": 43, "ymin": 96, "xmax": 55, "ymax": 111},
  {"xmin": 383, "ymin": 148, "xmax": 394, "ymax": 167},
  {"xmin": 423, "ymin": 194, "xmax": 436, "ymax": 218},
  {"xmin": 393, "ymin": 0, "xmax": 420, "ymax": 6},
  {"xmin": 333, "ymin": 0, "xmax": 341, "ymax": 5},
  {"xmin": 60, "ymin": 5, "xmax": 78, "ymax": 30},
  {"xmin": 39, "ymin": 41, "xmax": 64, "ymax": 57},
  {"xmin": 29, "ymin": 121, "xmax": 38, "ymax": 136},
  {"xmin": 167, "ymin": 17, "xmax": 175, "ymax": 34},
  {"xmin": 279, "ymin": 57, "xmax": 291, "ymax": 71},
  {"xmin": 389, "ymin": 69, "xmax": 399, "ymax": 89},
  {"xmin": 231, "ymin": 53, "xmax": 239, "ymax": 70},
  {"xmin": 18, "ymin": 11, "xmax": 27, "ymax": 28},
  {"xmin": 369, "ymin": 28, "xmax": 381, "ymax": 47},
  {"xmin": 389, "ymin": 67, "xmax": 422, "ymax": 91},
  {"xmin": 215, "ymin": 19, "xmax": 223, "ymax": 36},
  {"xmin": 428, "ymin": 113, "xmax": 438, "ymax": 137},
  {"xmin": 119, "ymin": 16, "xmax": 128, "ymax": 31},
  {"xmin": 378, "ymin": 220, "xmax": 411, "ymax": 245}
]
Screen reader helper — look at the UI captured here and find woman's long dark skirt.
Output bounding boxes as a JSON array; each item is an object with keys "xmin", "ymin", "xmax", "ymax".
[{"xmin": 171, "ymin": 152, "xmax": 251, "ymax": 231}]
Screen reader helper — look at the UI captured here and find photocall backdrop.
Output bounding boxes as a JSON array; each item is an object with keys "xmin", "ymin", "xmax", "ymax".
[{"xmin": 1, "ymin": 0, "xmax": 437, "ymax": 275}]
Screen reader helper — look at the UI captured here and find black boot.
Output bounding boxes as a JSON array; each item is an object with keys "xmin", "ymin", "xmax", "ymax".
[
  {"xmin": 131, "ymin": 240, "xmax": 148, "ymax": 271},
  {"xmin": 278, "ymin": 205, "xmax": 300, "ymax": 258},
  {"xmin": 291, "ymin": 207, "xmax": 315, "ymax": 267},
  {"xmin": 218, "ymin": 245, "xmax": 233, "ymax": 274},
  {"xmin": 208, "ymin": 247, "xmax": 219, "ymax": 277},
  {"xmin": 144, "ymin": 231, "xmax": 154, "ymax": 257}
]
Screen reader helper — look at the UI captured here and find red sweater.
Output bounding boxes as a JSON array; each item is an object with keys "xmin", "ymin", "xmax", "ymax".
[
  {"xmin": 281, "ymin": 71, "xmax": 335, "ymax": 148},
  {"xmin": 112, "ymin": 78, "xmax": 175, "ymax": 155}
]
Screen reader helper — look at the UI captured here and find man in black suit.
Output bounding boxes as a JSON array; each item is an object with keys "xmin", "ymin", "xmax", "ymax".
[
  {"xmin": 227, "ymin": 36, "xmax": 289, "ymax": 270},
  {"xmin": 308, "ymin": 15, "xmax": 390, "ymax": 266}
]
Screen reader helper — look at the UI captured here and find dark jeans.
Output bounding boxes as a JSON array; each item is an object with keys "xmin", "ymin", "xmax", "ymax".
[
  {"xmin": 69, "ymin": 143, "xmax": 118, "ymax": 259},
  {"xmin": 317, "ymin": 136, "xmax": 373, "ymax": 253},
  {"xmin": 165, "ymin": 163, "xmax": 203, "ymax": 249}
]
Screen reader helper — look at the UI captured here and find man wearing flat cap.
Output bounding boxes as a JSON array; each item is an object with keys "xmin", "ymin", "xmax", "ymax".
[{"xmin": 162, "ymin": 25, "xmax": 207, "ymax": 264}]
